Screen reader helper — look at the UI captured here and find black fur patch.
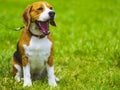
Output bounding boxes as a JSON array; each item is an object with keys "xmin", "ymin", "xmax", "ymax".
[{"xmin": 13, "ymin": 43, "xmax": 22, "ymax": 64}]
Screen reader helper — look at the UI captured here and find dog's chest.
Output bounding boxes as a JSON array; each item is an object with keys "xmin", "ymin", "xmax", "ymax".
[{"xmin": 23, "ymin": 36, "xmax": 52, "ymax": 72}]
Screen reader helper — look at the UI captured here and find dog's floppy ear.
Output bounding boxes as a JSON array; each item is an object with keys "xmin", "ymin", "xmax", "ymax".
[
  {"xmin": 50, "ymin": 19, "xmax": 56, "ymax": 27},
  {"xmin": 22, "ymin": 5, "xmax": 32, "ymax": 29}
]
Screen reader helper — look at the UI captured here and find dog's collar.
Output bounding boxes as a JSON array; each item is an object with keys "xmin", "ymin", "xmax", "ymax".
[{"xmin": 28, "ymin": 30, "xmax": 46, "ymax": 38}]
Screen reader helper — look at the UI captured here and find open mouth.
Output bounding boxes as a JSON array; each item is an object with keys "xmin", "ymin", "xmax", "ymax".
[{"xmin": 35, "ymin": 21, "xmax": 50, "ymax": 35}]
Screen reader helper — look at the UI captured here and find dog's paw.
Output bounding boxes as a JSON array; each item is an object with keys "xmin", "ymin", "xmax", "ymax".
[
  {"xmin": 48, "ymin": 78, "xmax": 57, "ymax": 87},
  {"xmin": 15, "ymin": 76, "xmax": 21, "ymax": 82},
  {"xmin": 23, "ymin": 79, "xmax": 32, "ymax": 87},
  {"xmin": 55, "ymin": 76, "xmax": 60, "ymax": 82}
]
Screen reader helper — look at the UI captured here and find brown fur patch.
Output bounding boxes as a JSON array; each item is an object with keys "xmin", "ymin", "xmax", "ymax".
[
  {"xmin": 22, "ymin": 5, "xmax": 32, "ymax": 29},
  {"xmin": 47, "ymin": 34, "xmax": 54, "ymax": 66},
  {"xmin": 22, "ymin": 55, "xmax": 28, "ymax": 66},
  {"xmin": 18, "ymin": 28, "xmax": 31, "ymax": 66},
  {"xmin": 30, "ymin": 2, "xmax": 44, "ymax": 21}
]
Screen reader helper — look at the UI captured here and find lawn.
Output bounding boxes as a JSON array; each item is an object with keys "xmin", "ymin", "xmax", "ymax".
[{"xmin": 0, "ymin": 0, "xmax": 120, "ymax": 90}]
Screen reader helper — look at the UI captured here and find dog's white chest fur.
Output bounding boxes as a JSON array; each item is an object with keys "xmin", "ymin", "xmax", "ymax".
[{"xmin": 23, "ymin": 36, "xmax": 52, "ymax": 73}]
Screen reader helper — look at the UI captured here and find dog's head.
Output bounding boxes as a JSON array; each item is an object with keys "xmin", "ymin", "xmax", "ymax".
[{"xmin": 22, "ymin": 1, "xmax": 56, "ymax": 35}]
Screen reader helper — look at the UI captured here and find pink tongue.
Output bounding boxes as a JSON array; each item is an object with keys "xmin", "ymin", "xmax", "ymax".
[{"xmin": 40, "ymin": 22, "xmax": 49, "ymax": 34}]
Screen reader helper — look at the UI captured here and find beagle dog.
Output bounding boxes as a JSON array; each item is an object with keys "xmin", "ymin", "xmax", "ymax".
[{"xmin": 12, "ymin": 1, "xmax": 59, "ymax": 87}]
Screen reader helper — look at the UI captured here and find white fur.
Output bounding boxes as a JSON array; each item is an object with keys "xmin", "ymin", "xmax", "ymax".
[
  {"xmin": 38, "ymin": 3, "xmax": 53, "ymax": 21},
  {"xmin": 23, "ymin": 36, "xmax": 58, "ymax": 86},
  {"xmin": 23, "ymin": 36, "xmax": 52, "ymax": 72},
  {"xmin": 46, "ymin": 64, "xmax": 57, "ymax": 87},
  {"xmin": 23, "ymin": 64, "xmax": 32, "ymax": 86},
  {"xmin": 14, "ymin": 64, "xmax": 22, "ymax": 82}
]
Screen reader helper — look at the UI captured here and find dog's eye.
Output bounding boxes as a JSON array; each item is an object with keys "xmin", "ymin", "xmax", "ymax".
[
  {"xmin": 50, "ymin": 7, "xmax": 53, "ymax": 10},
  {"xmin": 37, "ymin": 7, "xmax": 43, "ymax": 11}
]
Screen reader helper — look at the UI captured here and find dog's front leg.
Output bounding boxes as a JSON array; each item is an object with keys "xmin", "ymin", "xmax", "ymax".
[
  {"xmin": 46, "ymin": 64, "xmax": 57, "ymax": 87},
  {"xmin": 22, "ymin": 56, "xmax": 32, "ymax": 87}
]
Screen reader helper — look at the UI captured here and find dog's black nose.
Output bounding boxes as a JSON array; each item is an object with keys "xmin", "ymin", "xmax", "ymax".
[{"xmin": 49, "ymin": 11, "xmax": 55, "ymax": 18}]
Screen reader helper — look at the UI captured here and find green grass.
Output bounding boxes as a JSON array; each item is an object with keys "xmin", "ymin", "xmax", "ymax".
[{"xmin": 0, "ymin": 0, "xmax": 120, "ymax": 90}]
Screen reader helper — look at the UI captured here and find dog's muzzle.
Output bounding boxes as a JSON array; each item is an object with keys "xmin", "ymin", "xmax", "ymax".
[
  {"xmin": 35, "ymin": 11, "xmax": 55, "ymax": 35},
  {"xmin": 35, "ymin": 21, "xmax": 50, "ymax": 35},
  {"xmin": 49, "ymin": 11, "xmax": 55, "ymax": 19}
]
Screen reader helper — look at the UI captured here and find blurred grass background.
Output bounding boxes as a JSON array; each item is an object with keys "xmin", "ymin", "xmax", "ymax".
[{"xmin": 0, "ymin": 0, "xmax": 120, "ymax": 90}]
